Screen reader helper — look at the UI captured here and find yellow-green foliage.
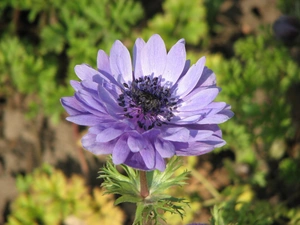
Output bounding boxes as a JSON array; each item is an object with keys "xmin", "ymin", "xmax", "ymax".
[
  {"xmin": 0, "ymin": 0, "xmax": 143, "ymax": 122},
  {"xmin": 142, "ymin": 0, "xmax": 208, "ymax": 48},
  {"xmin": 164, "ymin": 157, "xmax": 201, "ymax": 225},
  {"xmin": 212, "ymin": 184, "xmax": 297, "ymax": 225},
  {"xmin": 6, "ymin": 164, "xmax": 125, "ymax": 225}
]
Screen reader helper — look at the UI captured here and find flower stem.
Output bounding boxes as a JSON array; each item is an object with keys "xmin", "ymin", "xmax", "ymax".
[{"xmin": 140, "ymin": 170, "xmax": 149, "ymax": 198}]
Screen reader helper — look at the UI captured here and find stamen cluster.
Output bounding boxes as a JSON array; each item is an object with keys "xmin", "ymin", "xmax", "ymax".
[{"xmin": 117, "ymin": 76, "xmax": 177, "ymax": 130}]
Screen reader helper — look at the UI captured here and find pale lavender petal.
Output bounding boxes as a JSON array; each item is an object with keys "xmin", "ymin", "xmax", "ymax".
[
  {"xmin": 127, "ymin": 133, "xmax": 146, "ymax": 152},
  {"xmin": 75, "ymin": 89, "xmax": 106, "ymax": 114},
  {"xmin": 206, "ymin": 102, "xmax": 227, "ymax": 109},
  {"xmin": 172, "ymin": 110, "xmax": 202, "ymax": 118},
  {"xmin": 179, "ymin": 88, "xmax": 219, "ymax": 111},
  {"xmin": 61, "ymin": 97, "xmax": 86, "ymax": 115},
  {"xmin": 174, "ymin": 102, "xmax": 227, "ymax": 120},
  {"xmin": 123, "ymin": 152, "xmax": 147, "ymax": 170},
  {"xmin": 171, "ymin": 114, "xmax": 203, "ymax": 124},
  {"xmin": 110, "ymin": 40, "xmax": 133, "ymax": 85},
  {"xmin": 213, "ymin": 139, "xmax": 226, "ymax": 147},
  {"xmin": 154, "ymin": 138, "xmax": 175, "ymax": 158},
  {"xmin": 82, "ymin": 132, "xmax": 114, "ymax": 154},
  {"xmin": 66, "ymin": 114, "xmax": 105, "ymax": 126},
  {"xmin": 81, "ymin": 80, "xmax": 98, "ymax": 92},
  {"xmin": 70, "ymin": 80, "xmax": 81, "ymax": 91},
  {"xmin": 75, "ymin": 64, "xmax": 99, "ymax": 81},
  {"xmin": 97, "ymin": 83, "xmax": 121, "ymax": 115},
  {"xmin": 175, "ymin": 142, "xmax": 215, "ymax": 156},
  {"xmin": 141, "ymin": 34, "xmax": 167, "ymax": 77},
  {"xmin": 198, "ymin": 109, "xmax": 234, "ymax": 124},
  {"xmin": 140, "ymin": 145, "xmax": 155, "ymax": 169},
  {"xmin": 101, "ymin": 79, "xmax": 123, "ymax": 97},
  {"xmin": 97, "ymin": 50, "xmax": 112, "ymax": 77},
  {"xmin": 155, "ymin": 152, "xmax": 166, "ymax": 171},
  {"xmin": 183, "ymin": 123, "xmax": 218, "ymax": 130},
  {"xmin": 133, "ymin": 38, "xmax": 146, "ymax": 79},
  {"xmin": 96, "ymin": 127, "xmax": 124, "ymax": 142},
  {"xmin": 202, "ymin": 135, "xmax": 226, "ymax": 147},
  {"xmin": 162, "ymin": 127, "xmax": 190, "ymax": 142},
  {"xmin": 196, "ymin": 66, "xmax": 217, "ymax": 87},
  {"xmin": 113, "ymin": 135, "xmax": 131, "ymax": 164},
  {"xmin": 163, "ymin": 38, "xmax": 186, "ymax": 85},
  {"xmin": 174, "ymin": 57, "xmax": 206, "ymax": 98},
  {"xmin": 188, "ymin": 130, "xmax": 214, "ymax": 141},
  {"xmin": 180, "ymin": 60, "xmax": 191, "ymax": 78}
]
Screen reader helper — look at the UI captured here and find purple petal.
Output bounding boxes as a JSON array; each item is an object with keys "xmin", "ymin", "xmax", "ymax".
[
  {"xmin": 81, "ymin": 80, "xmax": 98, "ymax": 92},
  {"xmin": 154, "ymin": 138, "xmax": 175, "ymax": 158},
  {"xmin": 196, "ymin": 66, "xmax": 216, "ymax": 88},
  {"xmin": 133, "ymin": 38, "xmax": 146, "ymax": 79},
  {"xmin": 175, "ymin": 102, "xmax": 227, "ymax": 120},
  {"xmin": 171, "ymin": 114, "xmax": 203, "ymax": 124},
  {"xmin": 174, "ymin": 105, "xmax": 231, "ymax": 125},
  {"xmin": 113, "ymin": 135, "xmax": 131, "ymax": 164},
  {"xmin": 175, "ymin": 142, "xmax": 215, "ymax": 156},
  {"xmin": 155, "ymin": 152, "xmax": 166, "ymax": 171},
  {"xmin": 66, "ymin": 114, "xmax": 104, "ymax": 126},
  {"xmin": 141, "ymin": 34, "xmax": 167, "ymax": 77},
  {"xmin": 82, "ymin": 131, "xmax": 114, "ymax": 154},
  {"xmin": 188, "ymin": 130, "xmax": 214, "ymax": 141},
  {"xmin": 202, "ymin": 135, "xmax": 226, "ymax": 147},
  {"xmin": 96, "ymin": 127, "xmax": 124, "ymax": 142},
  {"xmin": 142, "ymin": 129, "xmax": 161, "ymax": 140},
  {"xmin": 163, "ymin": 38, "xmax": 186, "ymax": 86},
  {"xmin": 75, "ymin": 90, "xmax": 106, "ymax": 114},
  {"xmin": 61, "ymin": 97, "xmax": 86, "ymax": 115},
  {"xmin": 179, "ymin": 88, "xmax": 219, "ymax": 111},
  {"xmin": 123, "ymin": 152, "xmax": 148, "ymax": 170},
  {"xmin": 109, "ymin": 40, "xmax": 133, "ymax": 85},
  {"xmin": 102, "ymin": 79, "xmax": 123, "ymax": 97},
  {"xmin": 183, "ymin": 123, "xmax": 220, "ymax": 131},
  {"xmin": 174, "ymin": 57, "xmax": 206, "ymax": 98},
  {"xmin": 162, "ymin": 127, "xmax": 190, "ymax": 142},
  {"xmin": 97, "ymin": 50, "xmax": 112, "ymax": 77},
  {"xmin": 75, "ymin": 64, "xmax": 99, "ymax": 81},
  {"xmin": 97, "ymin": 82, "xmax": 121, "ymax": 116},
  {"xmin": 140, "ymin": 145, "xmax": 155, "ymax": 169},
  {"xmin": 198, "ymin": 109, "xmax": 234, "ymax": 124},
  {"xmin": 179, "ymin": 60, "xmax": 191, "ymax": 78},
  {"xmin": 70, "ymin": 80, "xmax": 81, "ymax": 91},
  {"xmin": 127, "ymin": 133, "xmax": 146, "ymax": 152}
]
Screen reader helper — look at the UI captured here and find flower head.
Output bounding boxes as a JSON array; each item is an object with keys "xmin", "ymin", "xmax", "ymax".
[
  {"xmin": 61, "ymin": 34, "xmax": 233, "ymax": 171},
  {"xmin": 273, "ymin": 15, "xmax": 300, "ymax": 44}
]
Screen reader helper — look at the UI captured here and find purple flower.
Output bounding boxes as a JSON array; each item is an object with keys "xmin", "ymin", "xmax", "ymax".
[
  {"xmin": 61, "ymin": 34, "xmax": 233, "ymax": 171},
  {"xmin": 273, "ymin": 15, "xmax": 300, "ymax": 43}
]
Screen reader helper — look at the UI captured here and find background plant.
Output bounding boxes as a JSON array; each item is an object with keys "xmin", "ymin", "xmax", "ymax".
[
  {"xmin": 6, "ymin": 164, "xmax": 125, "ymax": 225},
  {"xmin": 1, "ymin": 0, "xmax": 300, "ymax": 224},
  {"xmin": 0, "ymin": 0, "xmax": 143, "ymax": 122}
]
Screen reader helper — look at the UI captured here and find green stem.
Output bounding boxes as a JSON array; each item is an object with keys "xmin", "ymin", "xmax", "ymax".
[{"xmin": 140, "ymin": 170, "xmax": 149, "ymax": 199}]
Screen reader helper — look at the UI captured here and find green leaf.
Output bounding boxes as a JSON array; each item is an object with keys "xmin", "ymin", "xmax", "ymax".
[{"xmin": 115, "ymin": 195, "xmax": 141, "ymax": 205}]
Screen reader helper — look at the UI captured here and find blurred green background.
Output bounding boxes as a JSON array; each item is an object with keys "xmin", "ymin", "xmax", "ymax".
[{"xmin": 0, "ymin": 0, "xmax": 300, "ymax": 224}]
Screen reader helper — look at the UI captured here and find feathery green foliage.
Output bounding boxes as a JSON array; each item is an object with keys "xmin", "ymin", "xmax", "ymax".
[
  {"xmin": 6, "ymin": 164, "xmax": 125, "ymax": 225},
  {"xmin": 0, "ymin": 0, "xmax": 143, "ymax": 122}
]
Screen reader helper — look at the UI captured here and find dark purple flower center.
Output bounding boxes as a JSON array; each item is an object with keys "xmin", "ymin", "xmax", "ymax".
[{"xmin": 117, "ymin": 76, "xmax": 177, "ymax": 130}]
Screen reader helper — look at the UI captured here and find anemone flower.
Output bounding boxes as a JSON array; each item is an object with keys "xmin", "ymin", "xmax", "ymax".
[{"xmin": 61, "ymin": 34, "xmax": 233, "ymax": 171}]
